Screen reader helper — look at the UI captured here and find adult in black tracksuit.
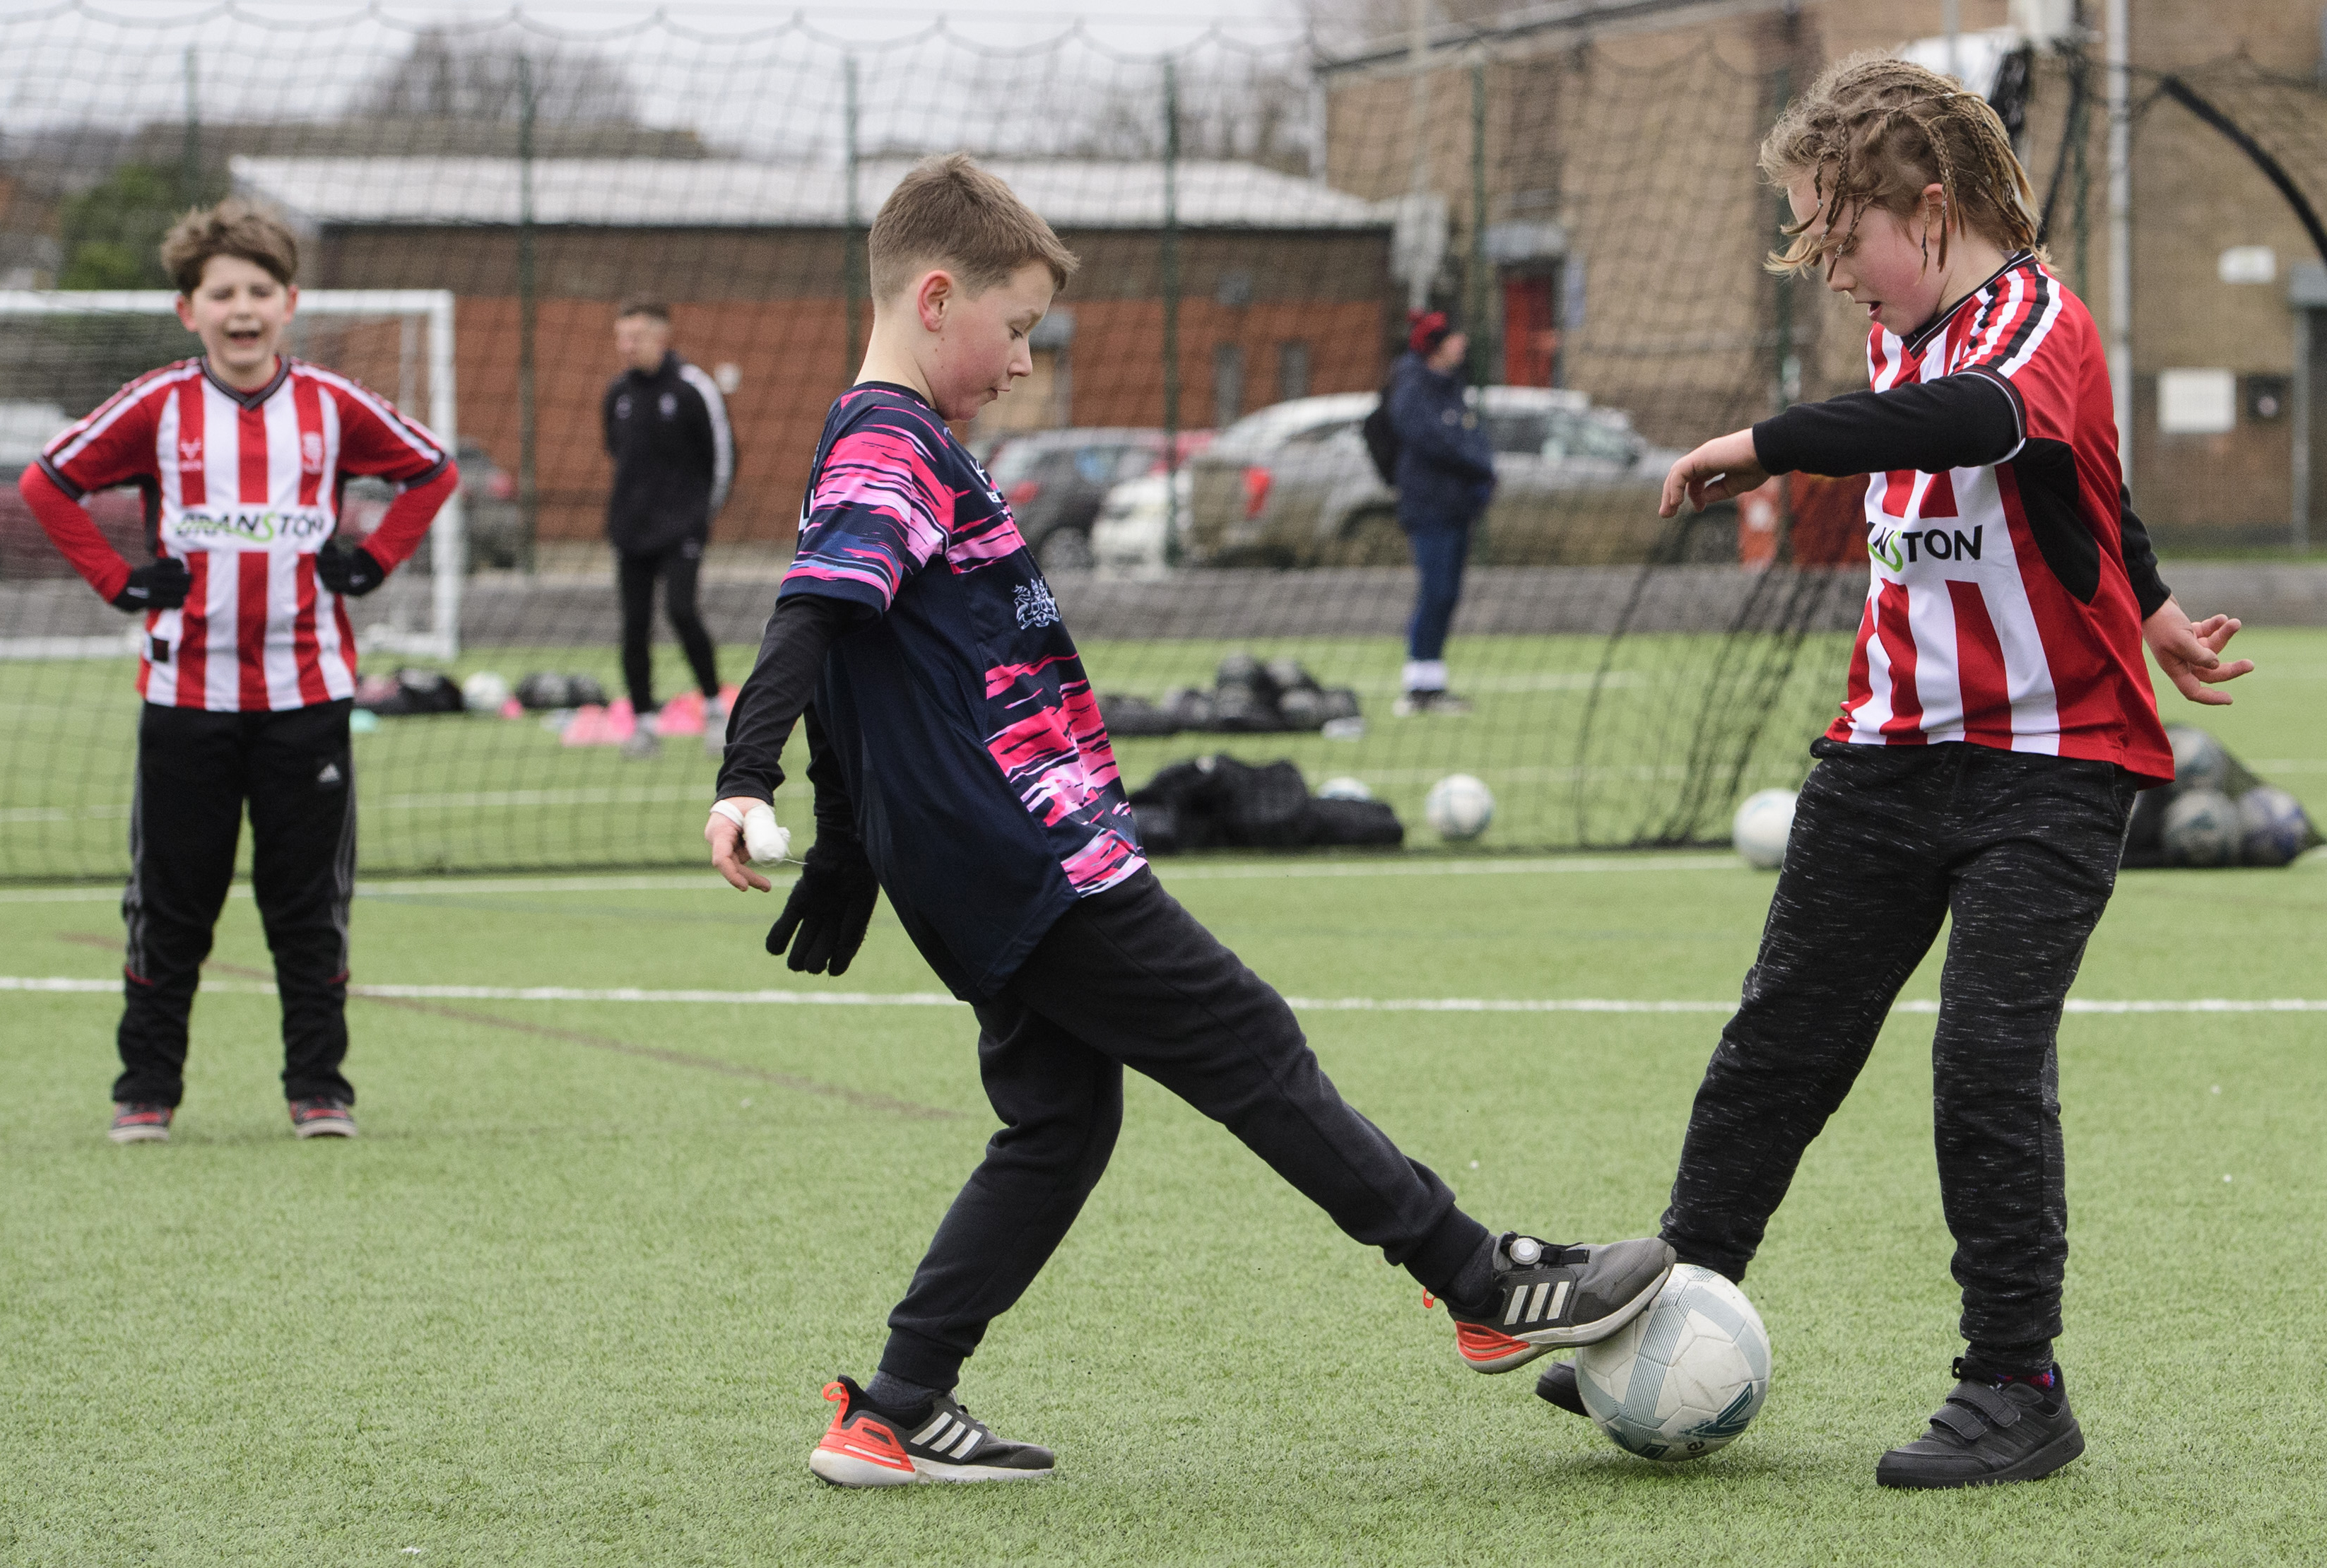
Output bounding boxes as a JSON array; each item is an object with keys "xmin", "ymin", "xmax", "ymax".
[
  {"xmin": 1386, "ymin": 310, "xmax": 1496, "ymax": 715},
  {"xmin": 604, "ymin": 297, "xmax": 735, "ymax": 753}
]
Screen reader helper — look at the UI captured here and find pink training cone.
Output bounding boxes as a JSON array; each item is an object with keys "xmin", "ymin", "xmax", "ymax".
[{"xmin": 560, "ymin": 699, "xmax": 637, "ymax": 747}]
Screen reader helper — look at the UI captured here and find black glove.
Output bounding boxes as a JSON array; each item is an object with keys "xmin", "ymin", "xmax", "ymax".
[
  {"xmin": 110, "ymin": 558, "xmax": 190, "ymax": 612},
  {"xmin": 766, "ymin": 844, "xmax": 880, "ymax": 976},
  {"xmin": 316, "ymin": 544, "xmax": 387, "ymax": 597}
]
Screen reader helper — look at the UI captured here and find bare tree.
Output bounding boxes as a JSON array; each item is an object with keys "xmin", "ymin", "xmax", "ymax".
[
  {"xmin": 1060, "ymin": 54, "xmax": 1315, "ymax": 173},
  {"xmin": 1302, "ymin": 0, "xmax": 1536, "ymax": 63},
  {"xmin": 356, "ymin": 27, "xmax": 642, "ymax": 124}
]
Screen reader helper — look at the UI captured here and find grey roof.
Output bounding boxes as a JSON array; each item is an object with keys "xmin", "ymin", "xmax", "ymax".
[{"xmin": 230, "ymin": 155, "xmax": 1389, "ymax": 232}]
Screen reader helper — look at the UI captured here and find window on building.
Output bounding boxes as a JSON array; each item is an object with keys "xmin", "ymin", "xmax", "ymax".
[
  {"xmin": 1214, "ymin": 342, "xmax": 1247, "ymax": 427},
  {"xmin": 1277, "ymin": 339, "xmax": 1312, "ymax": 403}
]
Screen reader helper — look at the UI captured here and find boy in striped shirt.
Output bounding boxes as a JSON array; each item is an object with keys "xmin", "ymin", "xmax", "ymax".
[
  {"xmin": 18, "ymin": 199, "xmax": 457, "ymax": 1144},
  {"xmin": 1532, "ymin": 57, "xmax": 2252, "ymax": 1489}
]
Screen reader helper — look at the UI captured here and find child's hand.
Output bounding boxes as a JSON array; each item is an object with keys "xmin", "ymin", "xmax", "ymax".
[
  {"xmin": 2144, "ymin": 599, "xmax": 2254, "ymax": 706},
  {"xmin": 1659, "ymin": 429, "xmax": 1769, "ymax": 517},
  {"xmin": 706, "ymin": 797, "xmax": 775, "ymax": 892}
]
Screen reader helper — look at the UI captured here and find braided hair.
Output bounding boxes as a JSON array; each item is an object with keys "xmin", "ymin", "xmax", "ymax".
[{"xmin": 1761, "ymin": 52, "xmax": 2042, "ymax": 278}]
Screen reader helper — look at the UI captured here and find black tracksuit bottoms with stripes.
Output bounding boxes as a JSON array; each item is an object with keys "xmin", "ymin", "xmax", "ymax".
[
  {"xmin": 877, "ymin": 867, "xmax": 1492, "ymax": 1393},
  {"xmin": 114, "ymin": 698, "xmax": 358, "ymax": 1108},
  {"xmin": 1660, "ymin": 738, "xmax": 2139, "ymax": 1372}
]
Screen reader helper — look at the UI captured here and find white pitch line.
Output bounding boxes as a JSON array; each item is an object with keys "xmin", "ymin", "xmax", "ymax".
[
  {"xmin": 6, "ymin": 975, "xmax": 2325, "ymax": 1014},
  {"xmin": 0, "ymin": 854, "xmax": 1738, "ymax": 902}
]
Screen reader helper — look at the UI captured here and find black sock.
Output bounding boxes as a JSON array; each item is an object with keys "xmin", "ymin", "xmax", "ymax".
[
  {"xmin": 1963, "ymin": 1340, "xmax": 2056, "ymax": 1384},
  {"xmin": 864, "ymin": 1369, "xmax": 943, "ymax": 1417},
  {"xmin": 1441, "ymin": 1232, "xmax": 1502, "ymax": 1319}
]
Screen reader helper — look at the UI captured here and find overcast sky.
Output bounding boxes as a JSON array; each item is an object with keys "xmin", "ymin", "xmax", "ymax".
[
  {"xmin": 0, "ymin": 0, "xmax": 1318, "ymax": 143},
  {"xmin": 4, "ymin": 0, "xmax": 1307, "ymax": 48}
]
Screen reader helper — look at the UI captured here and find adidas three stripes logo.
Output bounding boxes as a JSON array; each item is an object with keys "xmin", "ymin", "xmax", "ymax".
[
  {"xmin": 912, "ymin": 1410, "xmax": 986, "ymax": 1460},
  {"xmin": 1504, "ymin": 1279, "xmax": 1572, "ymax": 1327}
]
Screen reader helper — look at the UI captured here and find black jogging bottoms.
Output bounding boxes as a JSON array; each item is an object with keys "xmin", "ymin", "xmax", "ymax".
[
  {"xmin": 114, "ymin": 698, "xmax": 358, "ymax": 1108},
  {"xmin": 876, "ymin": 866, "xmax": 1492, "ymax": 1392},
  {"xmin": 616, "ymin": 538, "xmax": 720, "ymax": 716},
  {"xmin": 1660, "ymin": 738, "xmax": 2139, "ymax": 1369}
]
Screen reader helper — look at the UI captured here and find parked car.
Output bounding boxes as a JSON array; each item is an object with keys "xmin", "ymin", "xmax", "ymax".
[
  {"xmin": 341, "ymin": 439, "xmax": 522, "ymax": 571},
  {"xmin": 1184, "ymin": 387, "xmax": 1712, "ymax": 567},
  {"xmin": 985, "ymin": 428, "xmax": 1213, "ymax": 573},
  {"xmin": 1089, "ymin": 468, "xmax": 1194, "ymax": 579}
]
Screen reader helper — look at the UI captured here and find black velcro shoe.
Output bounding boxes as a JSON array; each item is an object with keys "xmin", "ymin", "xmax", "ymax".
[
  {"xmin": 1534, "ymin": 1359, "xmax": 1587, "ymax": 1417},
  {"xmin": 1875, "ymin": 1361, "xmax": 2084, "ymax": 1490},
  {"xmin": 808, "ymin": 1377, "xmax": 1054, "ymax": 1487},
  {"xmin": 1443, "ymin": 1232, "xmax": 1675, "ymax": 1372}
]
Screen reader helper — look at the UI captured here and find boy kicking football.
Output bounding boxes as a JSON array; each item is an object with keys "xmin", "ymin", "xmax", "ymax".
[
  {"xmin": 705, "ymin": 153, "xmax": 1674, "ymax": 1485},
  {"xmin": 19, "ymin": 199, "xmax": 456, "ymax": 1143},
  {"xmin": 1531, "ymin": 56, "xmax": 2251, "ymax": 1487}
]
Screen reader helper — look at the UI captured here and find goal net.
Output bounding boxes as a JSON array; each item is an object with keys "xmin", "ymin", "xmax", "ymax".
[{"xmin": 0, "ymin": 9, "xmax": 1899, "ymax": 880}]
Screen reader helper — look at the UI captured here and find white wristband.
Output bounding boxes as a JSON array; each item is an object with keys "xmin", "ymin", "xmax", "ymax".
[{"xmin": 709, "ymin": 800, "xmax": 750, "ymax": 830}]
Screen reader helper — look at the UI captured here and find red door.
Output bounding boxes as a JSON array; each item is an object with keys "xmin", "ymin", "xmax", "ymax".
[{"xmin": 1502, "ymin": 273, "xmax": 1559, "ymax": 387}]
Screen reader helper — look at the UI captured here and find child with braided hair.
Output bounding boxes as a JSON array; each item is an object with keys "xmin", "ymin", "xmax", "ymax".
[{"xmin": 1529, "ymin": 54, "xmax": 2253, "ymax": 1487}]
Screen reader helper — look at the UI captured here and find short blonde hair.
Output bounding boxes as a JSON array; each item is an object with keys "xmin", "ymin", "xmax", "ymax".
[
  {"xmin": 868, "ymin": 153, "xmax": 1078, "ymax": 303},
  {"xmin": 160, "ymin": 197, "xmax": 300, "ymax": 294},
  {"xmin": 1762, "ymin": 52, "xmax": 2042, "ymax": 278}
]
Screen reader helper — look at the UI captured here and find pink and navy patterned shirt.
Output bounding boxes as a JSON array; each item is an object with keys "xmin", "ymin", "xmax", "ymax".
[{"xmin": 781, "ymin": 384, "xmax": 1145, "ymax": 995}]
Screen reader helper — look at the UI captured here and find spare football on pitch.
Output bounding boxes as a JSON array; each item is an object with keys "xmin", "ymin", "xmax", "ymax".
[
  {"xmin": 2162, "ymin": 787, "xmax": 2239, "ymax": 867},
  {"xmin": 1731, "ymin": 788, "xmax": 1796, "ymax": 871},
  {"xmin": 1424, "ymin": 774, "xmax": 1494, "ymax": 841},
  {"xmin": 461, "ymin": 670, "xmax": 511, "ymax": 713},
  {"xmin": 2167, "ymin": 725, "xmax": 2230, "ymax": 794},
  {"xmin": 1574, "ymin": 1264, "xmax": 1771, "ymax": 1463},
  {"xmin": 2238, "ymin": 785, "xmax": 2313, "ymax": 867}
]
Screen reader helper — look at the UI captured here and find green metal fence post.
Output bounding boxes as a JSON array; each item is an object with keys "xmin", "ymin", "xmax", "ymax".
[
  {"xmin": 844, "ymin": 53, "xmax": 864, "ymax": 384},
  {"xmin": 1470, "ymin": 55, "xmax": 1490, "ymax": 387},
  {"xmin": 517, "ymin": 52, "xmax": 539, "ymax": 572},
  {"xmin": 1162, "ymin": 56, "xmax": 1182, "ymax": 565}
]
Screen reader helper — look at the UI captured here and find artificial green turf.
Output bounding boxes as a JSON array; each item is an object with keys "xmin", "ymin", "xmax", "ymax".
[{"xmin": 3, "ymin": 849, "xmax": 2322, "ymax": 1564}]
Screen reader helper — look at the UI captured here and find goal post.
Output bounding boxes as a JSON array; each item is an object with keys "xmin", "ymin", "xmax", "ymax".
[{"xmin": 0, "ymin": 288, "xmax": 464, "ymax": 660}]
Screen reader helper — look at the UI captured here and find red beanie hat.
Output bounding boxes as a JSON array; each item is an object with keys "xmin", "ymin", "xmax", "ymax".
[{"xmin": 1408, "ymin": 309, "xmax": 1454, "ymax": 355}]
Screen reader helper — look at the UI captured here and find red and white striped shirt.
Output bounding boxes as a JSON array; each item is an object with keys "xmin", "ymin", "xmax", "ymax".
[
  {"xmin": 1827, "ymin": 254, "xmax": 2172, "ymax": 781},
  {"xmin": 37, "ymin": 357, "xmax": 449, "ymax": 712}
]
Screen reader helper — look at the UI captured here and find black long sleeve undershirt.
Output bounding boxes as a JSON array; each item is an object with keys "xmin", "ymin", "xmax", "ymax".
[
  {"xmin": 2114, "ymin": 485, "xmax": 2171, "ymax": 620},
  {"xmin": 712, "ymin": 595, "xmax": 864, "ymax": 847},
  {"xmin": 1750, "ymin": 372, "xmax": 2172, "ymax": 619},
  {"xmin": 1751, "ymin": 372, "xmax": 2022, "ymax": 478}
]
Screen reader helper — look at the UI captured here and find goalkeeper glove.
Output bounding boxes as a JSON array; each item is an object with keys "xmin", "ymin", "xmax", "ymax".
[
  {"xmin": 110, "ymin": 558, "xmax": 191, "ymax": 612},
  {"xmin": 317, "ymin": 544, "xmax": 387, "ymax": 597},
  {"xmin": 766, "ymin": 842, "xmax": 880, "ymax": 976}
]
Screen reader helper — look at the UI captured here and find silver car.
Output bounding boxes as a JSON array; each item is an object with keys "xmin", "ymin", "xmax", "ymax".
[{"xmin": 1184, "ymin": 387, "xmax": 1701, "ymax": 567}]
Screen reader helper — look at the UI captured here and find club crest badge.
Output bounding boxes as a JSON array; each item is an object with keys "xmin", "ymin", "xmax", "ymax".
[{"xmin": 1013, "ymin": 579, "xmax": 1059, "ymax": 630}]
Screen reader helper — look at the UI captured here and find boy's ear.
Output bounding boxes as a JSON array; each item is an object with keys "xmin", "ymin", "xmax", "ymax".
[{"xmin": 914, "ymin": 269, "xmax": 955, "ymax": 335}]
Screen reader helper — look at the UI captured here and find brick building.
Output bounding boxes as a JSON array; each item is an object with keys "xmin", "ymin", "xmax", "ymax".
[
  {"xmin": 232, "ymin": 155, "xmax": 1394, "ymax": 546},
  {"xmin": 1319, "ymin": 0, "xmax": 2327, "ymax": 549}
]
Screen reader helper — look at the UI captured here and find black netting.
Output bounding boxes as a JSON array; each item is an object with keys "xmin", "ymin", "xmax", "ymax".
[{"xmin": 3, "ymin": 10, "xmax": 1888, "ymax": 878}]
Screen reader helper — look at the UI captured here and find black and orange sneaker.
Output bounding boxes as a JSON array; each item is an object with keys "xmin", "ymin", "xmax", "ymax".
[
  {"xmin": 288, "ymin": 1098, "xmax": 357, "ymax": 1139},
  {"xmin": 108, "ymin": 1102, "xmax": 172, "ymax": 1143},
  {"xmin": 1438, "ymin": 1233, "xmax": 1675, "ymax": 1372},
  {"xmin": 807, "ymin": 1377, "xmax": 1055, "ymax": 1487}
]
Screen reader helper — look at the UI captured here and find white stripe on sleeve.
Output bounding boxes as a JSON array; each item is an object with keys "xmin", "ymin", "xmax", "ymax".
[{"xmin": 678, "ymin": 362, "xmax": 735, "ymax": 514}]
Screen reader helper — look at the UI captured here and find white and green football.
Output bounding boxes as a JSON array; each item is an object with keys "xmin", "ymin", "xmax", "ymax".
[{"xmin": 1572, "ymin": 1264, "xmax": 1771, "ymax": 1462}]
